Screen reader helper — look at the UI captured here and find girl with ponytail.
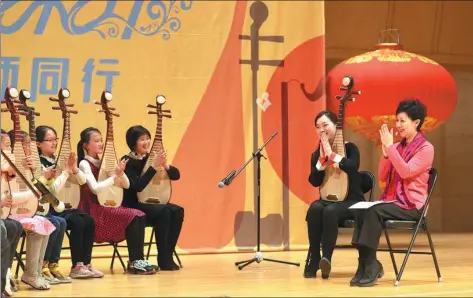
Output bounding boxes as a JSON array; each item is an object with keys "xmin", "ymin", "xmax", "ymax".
[
  {"xmin": 36, "ymin": 125, "xmax": 100, "ymax": 280},
  {"xmin": 76, "ymin": 127, "xmax": 157, "ymax": 275}
]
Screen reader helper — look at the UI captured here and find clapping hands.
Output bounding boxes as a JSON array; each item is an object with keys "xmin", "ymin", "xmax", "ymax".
[
  {"xmin": 320, "ymin": 132, "xmax": 332, "ymax": 157},
  {"xmin": 379, "ymin": 124, "xmax": 394, "ymax": 157},
  {"xmin": 152, "ymin": 148, "xmax": 168, "ymax": 169},
  {"xmin": 114, "ymin": 158, "xmax": 128, "ymax": 179}
]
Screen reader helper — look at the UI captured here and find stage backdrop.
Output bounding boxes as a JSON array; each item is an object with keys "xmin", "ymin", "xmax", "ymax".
[{"xmin": 1, "ymin": 1, "xmax": 326, "ymax": 254}]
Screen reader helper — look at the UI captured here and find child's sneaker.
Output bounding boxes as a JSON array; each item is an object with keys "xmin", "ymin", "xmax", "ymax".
[
  {"xmin": 85, "ymin": 264, "xmax": 104, "ymax": 278},
  {"xmin": 48, "ymin": 262, "xmax": 72, "ymax": 283},
  {"xmin": 142, "ymin": 259, "xmax": 160, "ymax": 272},
  {"xmin": 41, "ymin": 263, "xmax": 60, "ymax": 285},
  {"xmin": 70, "ymin": 262, "xmax": 95, "ymax": 279},
  {"xmin": 127, "ymin": 260, "xmax": 156, "ymax": 275}
]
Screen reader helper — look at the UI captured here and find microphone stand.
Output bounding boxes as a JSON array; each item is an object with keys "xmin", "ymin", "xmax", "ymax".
[{"xmin": 222, "ymin": 131, "xmax": 300, "ymax": 270}]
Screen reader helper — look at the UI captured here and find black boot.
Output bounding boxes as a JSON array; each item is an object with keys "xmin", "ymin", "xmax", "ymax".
[
  {"xmin": 303, "ymin": 261, "xmax": 318, "ymax": 278},
  {"xmin": 158, "ymin": 251, "xmax": 179, "ymax": 271},
  {"xmin": 319, "ymin": 257, "xmax": 331, "ymax": 279},
  {"xmin": 303, "ymin": 255, "xmax": 320, "ymax": 278},
  {"xmin": 350, "ymin": 258, "xmax": 366, "ymax": 286},
  {"xmin": 358, "ymin": 259, "xmax": 384, "ymax": 287}
]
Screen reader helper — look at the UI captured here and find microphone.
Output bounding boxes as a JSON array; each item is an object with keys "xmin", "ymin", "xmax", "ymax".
[{"xmin": 218, "ymin": 170, "xmax": 236, "ymax": 188}]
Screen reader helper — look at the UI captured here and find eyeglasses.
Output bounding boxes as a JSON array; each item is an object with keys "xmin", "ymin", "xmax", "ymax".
[{"xmin": 43, "ymin": 138, "xmax": 59, "ymax": 143}]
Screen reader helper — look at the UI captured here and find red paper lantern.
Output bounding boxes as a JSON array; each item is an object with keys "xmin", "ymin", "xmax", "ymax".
[{"xmin": 326, "ymin": 35, "xmax": 457, "ymax": 144}]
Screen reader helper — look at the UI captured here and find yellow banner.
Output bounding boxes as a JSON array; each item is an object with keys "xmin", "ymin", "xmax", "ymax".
[{"xmin": 1, "ymin": 0, "xmax": 325, "ymax": 253}]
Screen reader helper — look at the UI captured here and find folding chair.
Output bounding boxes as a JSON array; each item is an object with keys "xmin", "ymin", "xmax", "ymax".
[
  {"xmin": 145, "ymin": 226, "xmax": 183, "ymax": 268},
  {"xmin": 380, "ymin": 168, "xmax": 441, "ymax": 286},
  {"xmin": 336, "ymin": 170, "xmax": 376, "ymax": 238},
  {"xmin": 305, "ymin": 170, "xmax": 375, "ymax": 266},
  {"xmin": 13, "ymin": 232, "xmax": 26, "ymax": 279},
  {"xmin": 63, "ymin": 230, "xmax": 127, "ymax": 272}
]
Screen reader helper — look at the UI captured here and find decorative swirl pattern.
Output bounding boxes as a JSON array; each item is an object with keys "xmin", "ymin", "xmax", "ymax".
[
  {"xmin": 0, "ymin": 0, "xmax": 193, "ymax": 40},
  {"xmin": 92, "ymin": 21, "xmax": 120, "ymax": 39}
]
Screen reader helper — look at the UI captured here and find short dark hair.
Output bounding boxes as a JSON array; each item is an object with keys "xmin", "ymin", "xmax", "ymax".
[
  {"xmin": 126, "ymin": 125, "xmax": 151, "ymax": 151},
  {"xmin": 314, "ymin": 110, "xmax": 337, "ymax": 126},
  {"xmin": 395, "ymin": 99, "xmax": 427, "ymax": 131}
]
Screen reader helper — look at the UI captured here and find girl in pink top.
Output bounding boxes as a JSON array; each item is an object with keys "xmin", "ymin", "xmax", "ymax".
[{"xmin": 350, "ymin": 99, "xmax": 434, "ymax": 287}]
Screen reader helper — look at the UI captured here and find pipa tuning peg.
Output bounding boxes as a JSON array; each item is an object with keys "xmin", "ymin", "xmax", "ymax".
[
  {"xmin": 146, "ymin": 104, "xmax": 157, "ymax": 108},
  {"xmin": 162, "ymin": 109, "xmax": 171, "ymax": 113},
  {"xmin": 335, "ymin": 95, "xmax": 342, "ymax": 100},
  {"xmin": 163, "ymin": 114, "xmax": 172, "ymax": 119},
  {"xmin": 93, "ymin": 100, "xmax": 101, "ymax": 105},
  {"xmin": 148, "ymin": 111, "xmax": 158, "ymax": 115},
  {"xmin": 97, "ymin": 109, "xmax": 104, "ymax": 113},
  {"xmin": 49, "ymin": 97, "xmax": 59, "ymax": 102}
]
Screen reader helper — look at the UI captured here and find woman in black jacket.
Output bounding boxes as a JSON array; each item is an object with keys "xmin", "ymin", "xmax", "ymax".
[
  {"xmin": 304, "ymin": 110, "xmax": 364, "ymax": 279},
  {"xmin": 121, "ymin": 125, "xmax": 183, "ymax": 271}
]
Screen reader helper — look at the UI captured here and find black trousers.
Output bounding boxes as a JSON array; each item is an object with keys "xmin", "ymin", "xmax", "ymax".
[
  {"xmin": 66, "ymin": 213, "xmax": 95, "ymax": 265},
  {"xmin": 306, "ymin": 199, "xmax": 357, "ymax": 261},
  {"xmin": 135, "ymin": 202, "xmax": 184, "ymax": 260},
  {"xmin": 125, "ymin": 216, "xmax": 147, "ymax": 262},
  {"xmin": 351, "ymin": 203, "xmax": 421, "ymax": 251},
  {"xmin": 1, "ymin": 219, "xmax": 23, "ymax": 291}
]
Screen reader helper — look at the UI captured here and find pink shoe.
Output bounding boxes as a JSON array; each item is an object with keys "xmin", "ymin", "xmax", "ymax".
[
  {"xmin": 69, "ymin": 262, "xmax": 95, "ymax": 279},
  {"xmin": 86, "ymin": 264, "xmax": 104, "ymax": 278}
]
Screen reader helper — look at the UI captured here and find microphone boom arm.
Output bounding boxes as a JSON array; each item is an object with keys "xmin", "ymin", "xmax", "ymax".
[{"xmin": 220, "ymin": 131, "xmax": 278, "ymax": 187}]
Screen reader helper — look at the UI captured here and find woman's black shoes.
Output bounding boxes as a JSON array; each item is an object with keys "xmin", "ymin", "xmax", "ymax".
[
  {"xmin": 350, "ymin": 258, "xmax": 365, "ymax": 286},
  {"xmin": 319, "ymin": 257, "xmax": 331, "ymax": 279},
  {"xmin": 350, "ymin": 258, "xmax": 384, "ymax": 287},
  {"xmin": 303, "ymin": 259, "xmax": 319, "ymax": 278}
]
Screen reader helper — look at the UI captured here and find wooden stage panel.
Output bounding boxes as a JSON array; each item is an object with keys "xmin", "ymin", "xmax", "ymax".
[{"xmin": 11, "ymin": 233, "xmax": 473, "ymax": 297}]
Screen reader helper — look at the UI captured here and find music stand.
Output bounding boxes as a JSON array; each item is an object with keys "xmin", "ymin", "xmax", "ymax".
[{"xmin": 220, "ymin": 131, "xmax": 300, "ymax": 270}]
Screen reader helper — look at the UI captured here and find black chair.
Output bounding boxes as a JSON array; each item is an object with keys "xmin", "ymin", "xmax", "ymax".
[
  {"xmin": 13, "ymin": 232, "xmax": 26, "ymax": 279},
  {"xmin": 144, "ymin": 226, "xmax": 183, "ymax": 268},
  {"xmin": 107, "ymin": 226, "xmax": 183, "ymax": 269},
  {"xmin": 62, "ymin": 230, "xmax": 127, "ymax": 272},
  {"xmin": 379, "ymin": 168, "xmax": 441, "ymax": 286},
  {"xmin": 305, "ymin": 170, "xmax": 375, "ymax": 266},
  {"xmin": 338, "ymin": 170, "xmax": 376, "ymax": 231}
]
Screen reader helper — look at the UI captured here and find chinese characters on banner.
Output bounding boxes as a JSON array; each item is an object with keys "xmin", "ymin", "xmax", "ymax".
[{"xmin": 0, "ymin": 57, "xmax": 120, "ymax": 102}]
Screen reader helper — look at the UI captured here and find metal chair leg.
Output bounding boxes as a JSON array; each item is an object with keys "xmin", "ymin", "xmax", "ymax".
[
  {"xmin": 394, "ymin": 223, "xmax": 422, "ymax": 286},
  {"xmin": 174, "ymin": 250, "xmax": 183, "ymax": 268},
  {"xmin": 14, "ymin": 234, "xmax": 26, "ymax": 279},
  {"xmin": 146, "ymin": 228, "xmax": 154, "ymax": 260},
  {"xmin": 110, "ymin": 242, "xmax": 116, "ymax": 269},
  {"xmin": 425, "ymin": 227, "xmax": 442, "ymax": 282},
  {"xmin": 113, "ymin": 243, "xmax": 126, "ymax": 272},
  {"xmin": 384, "ymin": 229, "xmax": 399, "ymax": 276}
]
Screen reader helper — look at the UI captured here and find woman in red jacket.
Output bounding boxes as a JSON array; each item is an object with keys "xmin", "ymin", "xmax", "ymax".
[{"xmin": 350, "ymin": 99, "xmax": 434, "ymax": 287}]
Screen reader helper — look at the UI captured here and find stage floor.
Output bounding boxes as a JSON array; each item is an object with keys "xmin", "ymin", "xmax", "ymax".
[{"xmin": 11, "ymin": 233, "xmax": 473, "ymax": 297}]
